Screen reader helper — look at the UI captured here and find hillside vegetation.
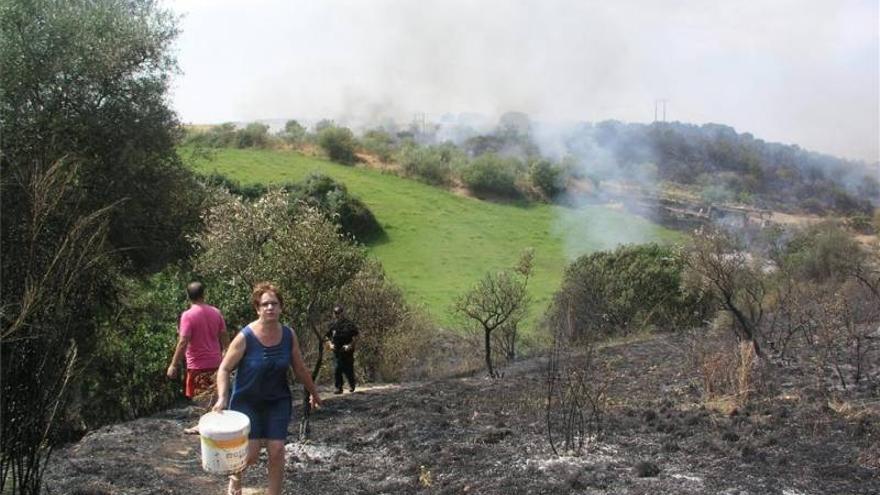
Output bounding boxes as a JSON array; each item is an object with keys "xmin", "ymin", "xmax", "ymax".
[
  {"xmin": 187, "ymin": 148, "xmax": 683, "ymax": 324},
  {"xmin": 186, "ymin": 116, "xmax": 879, "ymax": 222}
]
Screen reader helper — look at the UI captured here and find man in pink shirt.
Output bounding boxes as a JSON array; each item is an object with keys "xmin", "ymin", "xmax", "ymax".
[{"xmin": 166, "ymin": 281, "xmax": 229, "ymax": 434}]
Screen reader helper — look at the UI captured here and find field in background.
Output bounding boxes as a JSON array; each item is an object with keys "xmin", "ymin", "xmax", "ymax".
[{"xmin": 187, "ymin": 148, "xmax": 683, "ymax": 326}]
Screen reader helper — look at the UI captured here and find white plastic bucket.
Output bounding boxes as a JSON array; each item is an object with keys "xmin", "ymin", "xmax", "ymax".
[{"xmin": 198, "ymin": 410, "xmax": 250, "ymax": 474}]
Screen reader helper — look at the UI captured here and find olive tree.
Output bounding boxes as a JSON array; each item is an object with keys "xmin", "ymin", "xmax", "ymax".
[
  {"xmin": 1, "ymin": 0, "xmax": 203, "ymax": 274},
  {"xmin": 280, "ymin": 119, "xmax": 307, "ymax": 146},
  {"xmin": 1, "ymin": 1, "xmax": 197, "ymax": 492},
  {"xmin": 454, "ymin": 250, "xmax": 533, "ymax": 377}
]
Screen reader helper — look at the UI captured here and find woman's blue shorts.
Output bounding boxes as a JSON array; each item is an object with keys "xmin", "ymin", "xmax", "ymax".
[{"xmin": 229, "ymin": 397, "xmax": 291, "ymax": 440}]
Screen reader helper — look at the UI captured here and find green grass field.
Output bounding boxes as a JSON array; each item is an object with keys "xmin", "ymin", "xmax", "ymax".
[{"xmin": 186, "ymin": 148, "xmax": 683, "ymax": 326}]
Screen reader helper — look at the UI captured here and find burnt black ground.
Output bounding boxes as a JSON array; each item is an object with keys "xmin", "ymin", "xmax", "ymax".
[{"xmin": 44, "ymin": 333, "xmax": 879, "ymax": 494}]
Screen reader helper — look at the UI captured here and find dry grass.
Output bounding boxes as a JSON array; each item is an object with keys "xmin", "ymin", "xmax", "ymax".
[
  {"xmin": 766, "ymin": 211, "xmax": 826, "ymax": 227},
  {"xmin": 827, "ymin": 397, "xmax": 880, "ymax": 422},
  {"xmin": 689, "ymin": 322, "xmax": 762, "ymax": 412},
  {"xmin": 703, "ymin": 395, "xmax": 741, "ymax": 415},
  {"xmin": 736, "ymin": 341, "xmax": 756, "ymax": 403},
  {"xmin": 858, "ymin": 443, "xmax": 880, "ymax": 470}
]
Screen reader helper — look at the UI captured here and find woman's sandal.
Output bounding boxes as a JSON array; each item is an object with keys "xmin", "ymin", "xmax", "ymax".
[{"xmin": 227, "ymin": 474, "xmax": 242, "ymax": 495}]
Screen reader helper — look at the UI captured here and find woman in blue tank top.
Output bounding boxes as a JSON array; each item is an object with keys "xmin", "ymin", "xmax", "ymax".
[{"xmin": 213, "ymin": 282, "xmax": 322, "ymax": 495}]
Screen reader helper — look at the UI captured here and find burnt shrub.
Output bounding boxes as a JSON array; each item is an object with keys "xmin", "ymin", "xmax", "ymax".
[
  {"xmin": 547, "ymin": 243, "xmax": 712, "ymax": 342},
  {"xmin": 634, "ymin": 461, "xmax": 661, "ymax": 477}
]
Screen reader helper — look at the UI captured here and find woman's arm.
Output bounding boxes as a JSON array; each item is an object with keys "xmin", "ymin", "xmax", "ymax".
[
  {"xmin": 290, "ymin": 329, "xmax": 323, "ymax": 408},
  {"xmin": 212, "ymin": 332, "xmax": 246, "ymax": 412}
]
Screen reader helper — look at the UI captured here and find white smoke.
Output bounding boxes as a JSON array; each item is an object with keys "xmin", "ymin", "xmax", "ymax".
[{"xmin": 169, "ymin": 0, "xmax": 879, "ymax": 163}]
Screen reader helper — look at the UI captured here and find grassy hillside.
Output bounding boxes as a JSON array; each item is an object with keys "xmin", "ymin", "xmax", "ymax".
[{"xmin": 187, "ymin": 148, "xmax": 683, "ymax": 326}]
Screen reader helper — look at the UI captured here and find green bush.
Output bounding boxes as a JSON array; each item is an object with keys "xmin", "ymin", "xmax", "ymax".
[
  {"xmin": 697, "ymin": 172, "xmax": 746, "ymax": 204},
  {"xmin": 460, "ymin": 153, "xmax": 524, "ymax": 198},
  {"xmin": 318, "ymin": 125, "xmax": 358, "ymax": 164},
  {"xmin": 337, "ymin": 261, "xmax": 410, "ymax": 381},
  {"xmin": 236, "ymin": 122, "xmax": 271, "ymax": 148},
  {"xmin": 280, "ymin": 119, "xmax": 307, "ymax": 146},
  {"xmin": 396, "ymin": 142, "xmax": 460, "ymax": 186},
  {"xmin": 81, "ymin": 268, "xmax": 189, "ymax": 427},
  {"xmin": 361, "ymin": 129, "xmax": 396, "ymax": 162},
  {"xmin": 547, "ymin": 243, "xmax": 711, "ymax": 342},
  {"xmin": 201, "ymin": 172, "xmax": 269, "ymax": 200},
  {"xmin": 191, "ymin": 189, "xmax": 367, "ymax": 386},
  {"xmin": 528, "ymin": 159, "xmax": 565, "ymax": 200},
  {"xmin": 198, "ymin": 172, "xmax": 383, "ymax": 243},
  {"xmin": 290, "ymin": 173, "xmax": 384, "ymax": 243},
  {"xmin": 183, "ymin": 122, "xmax": 277, "ymax": 150},
  {"xmin": 183, "ymin": 123, "xmax": 238, "ymax": 148},
  {"xmin": 779, "ymin": 222, "xmax": 864, "ymax": 282}
]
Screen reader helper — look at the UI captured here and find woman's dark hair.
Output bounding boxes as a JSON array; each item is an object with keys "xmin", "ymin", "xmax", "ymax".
[{"xmin": 251, "ymin": 282, "xmax": 284, "ymax": 311}]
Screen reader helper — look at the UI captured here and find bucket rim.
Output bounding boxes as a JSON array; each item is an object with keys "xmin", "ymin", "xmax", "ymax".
[{"xmin": 198, "ymin": 410, "xmax": 250, "ymax": 438}]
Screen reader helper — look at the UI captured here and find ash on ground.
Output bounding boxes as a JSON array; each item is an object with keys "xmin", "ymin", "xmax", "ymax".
[{"xmin": 44, "ymin": 334, "xmax": 878, "ymax": 494}]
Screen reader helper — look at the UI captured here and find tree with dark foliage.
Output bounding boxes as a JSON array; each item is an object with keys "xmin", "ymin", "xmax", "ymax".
[{"xmin": 1, "ymin": 1, "xmax": 200, "ymax": 492}]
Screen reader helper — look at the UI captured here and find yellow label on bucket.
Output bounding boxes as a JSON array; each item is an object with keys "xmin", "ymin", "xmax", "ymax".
[{"xmin": 202, "ymin": 435, "xmax": 247, "ymax": 450}]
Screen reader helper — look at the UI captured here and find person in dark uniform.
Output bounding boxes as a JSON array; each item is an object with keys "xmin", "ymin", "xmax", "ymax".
[{"xmin": 325, "ymin": 305, "xmax": 359, "ymax": 394}]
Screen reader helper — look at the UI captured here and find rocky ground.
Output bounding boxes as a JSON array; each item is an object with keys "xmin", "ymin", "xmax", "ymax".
[{"xmin": 44, "ymin": 333, "xmax": 879, "ymax": 495}]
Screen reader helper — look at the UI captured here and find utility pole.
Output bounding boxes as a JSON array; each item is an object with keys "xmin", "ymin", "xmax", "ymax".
[
  {"xmin": 654, "ymin": 99, "xmax": 668, "ymax": 122},
  {"xmin": 412, "ymin": 112, "xmax": 427, "ymax": 135}
]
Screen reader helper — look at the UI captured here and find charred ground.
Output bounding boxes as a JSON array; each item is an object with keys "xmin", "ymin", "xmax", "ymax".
[{"xmin": 44, "ymin": 333, "xmax": 878, "ymax": 495}]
